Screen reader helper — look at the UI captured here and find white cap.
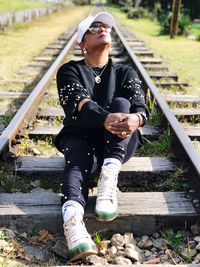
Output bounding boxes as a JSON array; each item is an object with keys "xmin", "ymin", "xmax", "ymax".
[{"xmin": 77, "ymin": 12, "xmax": 114, "ymax": 43}]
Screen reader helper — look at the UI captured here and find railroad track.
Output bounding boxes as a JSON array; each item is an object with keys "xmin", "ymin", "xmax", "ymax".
[{"xmin": 0, "ymin": 5, "xmax": 200, "ymax": 263}]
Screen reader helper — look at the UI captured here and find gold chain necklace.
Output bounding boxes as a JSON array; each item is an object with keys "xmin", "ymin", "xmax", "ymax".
[{"xmin": 85, "ymin": 61, "xmax": 108, "ymax": 84}]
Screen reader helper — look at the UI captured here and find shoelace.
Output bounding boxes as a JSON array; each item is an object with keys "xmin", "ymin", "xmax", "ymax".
[
  {"xmin": 64, "ymin": 214, "xmax": 91, "ymax": 247},
  {"xmin": 97, "ymin": 168, "xmax": 118, "ymax": 201}
]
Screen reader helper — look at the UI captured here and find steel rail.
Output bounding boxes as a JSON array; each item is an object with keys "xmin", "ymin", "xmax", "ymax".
[
  {"xmin": 0, "ymin": 32, "xmax": 77, "ymax": 154},
  {"xmin": 114, "ymin": 24, "xmax": 200, "ymax": 180}
]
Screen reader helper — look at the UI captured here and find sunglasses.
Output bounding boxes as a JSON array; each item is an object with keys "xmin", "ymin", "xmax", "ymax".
[{"xmin": 87, "ymin": 24, "xmax": 111, "ymax": 34}]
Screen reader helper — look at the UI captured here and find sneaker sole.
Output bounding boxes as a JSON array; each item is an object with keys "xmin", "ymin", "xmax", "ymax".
[
  {"xmin": 70, "ymin": 250, "xmax": 97, "ymax": 262},
  {"xmin": 95, "ymin": 213, "xmax": 117, "ymax": 222}
]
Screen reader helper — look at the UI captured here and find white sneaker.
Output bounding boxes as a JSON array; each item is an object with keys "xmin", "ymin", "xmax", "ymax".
[
  {"xmin": 63, "ymin": 212, "xmax": 97, "ymax": 262},
  {"xmin": 95, "ymin": 166, "xmax": 118, "ymax": 221}
]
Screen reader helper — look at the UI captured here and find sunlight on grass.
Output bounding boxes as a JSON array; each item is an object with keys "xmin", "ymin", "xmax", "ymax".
[
  {"xmin": 0, "ymin": 5, "xmax": 91, "ymax": 82},
  {"xmin": 108, "ymin": 5, "xmax": 200, "ymax": 93},
  {"xmin": 0, "ymin": 0, "xmax": 54, "ymax": 13}
]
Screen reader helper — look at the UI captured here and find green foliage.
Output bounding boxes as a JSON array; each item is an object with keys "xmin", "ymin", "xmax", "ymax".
[
  {"xmin": 128, "ymin": 7, "xmax": 149, "ymax": 19},
  {"xmin": 162, "ymin": 229, "xmax": 186, "ymax": 251},
  {"xmin": 156, "ymin": 9, "xmax": 192, "ymax": 36},
  {"xmin": 73, "ymin": 0, "xmax": 90, "ymax": 5},
  {"xmin": 121, "ymin": 168, "xmax": 189, "ymax": 192},
  {"xmin": 0, "ymin": 112, "xmax": 14, "ymax": 125},
  {"xmin": 0, "ymin": 232, "xmax": 10, "ymax": 242},
  {"xmin": 94, "ymin": 233, "xmax": 102, "ymax": 244},
  {"xmin": 138, "ymin": 129, "xmax": 174, "ymax": 157}
]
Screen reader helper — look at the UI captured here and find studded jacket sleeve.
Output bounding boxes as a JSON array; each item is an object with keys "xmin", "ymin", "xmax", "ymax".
[
  {"xmin": 56, "ymin": 62, "xmax": 110, "ymax": 129},
  {"xmin": 118, "ymin": 66, "xmax": 149, "ymax": 124}
]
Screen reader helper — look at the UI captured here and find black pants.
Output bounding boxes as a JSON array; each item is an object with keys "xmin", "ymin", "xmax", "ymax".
[{"xmin": 61, "ymin": 98, "xmax": 142, "ymax": 208}]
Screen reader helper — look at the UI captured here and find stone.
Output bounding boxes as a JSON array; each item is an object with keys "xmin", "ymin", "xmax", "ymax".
[
  {"xmin": 85, "ymin": 255, "xmax": 108, "ymax": 265},
  {"xmin": 190, "ymin": 240, "xmax": 197, "ymax": 249},
  {"xmin": 30, "ymin": 187, "xmax": 46, "ymax": 193},
  {"xmin": 109, "ymin": 246, "xmax": 117, "ymax": 257},
  {"xmin": 101, "ymin": 240, "xmax": 111, "ymax": 248},
  {"xmin": 113, "ymin": 256, "xmax": 132, "ymax": 265},
  {"xmin": 111, "ymin": 233, "xmax": 125, "ymax": 247},
  {"xmin": 181, "ymin": 248, "xmax": 197, "ymax": 260},
  {"xmin": 30, "ymin": 179, "xmax": 41, "ymax": 187},
  {"xmin": 143, "ymin": 257, "xmax": 161, "ymax": 264},
  {"xmin": 27, "ymin": 146, "xmax": 41, "ymax": 155},
  {"xmin": 194, "ymin": 236, "xmax": 200, "ymax": 243},
  {"xmin": 52, "ymin": 240, "xmax": 68, "ymax": 259},
  {"xmin": 124, "ymin": 246, "xmax": 144, "ymax": 263},
  {"xmin": 142, "ymin": 235, "xmax": 149, "ymax": 242},
  {"xmin": 0, "ymin": 240, "xmax": 8, "ymax": 247},
  {"xmin": 191, "ymin": 224, "xmax": 200, "ymax": 235},
  {"xmin": 116, "ymin": 246, "xmax": 124, "ymax": 251},
  {"xmin": 153, "ymin": 232, "xmax": 160, "ymax": 239},
  {"xmin": 196, "ymin": 243, "xmax": 200, "ymax": 250},
  {"xmin": 160, "ymin": 254, "xmax": 169, "ymax": 263},
  {"xmin": 24, "ymin": 246, "xmax": 49, "ymax": 261},
  {"xmin": 153, "ymin": 238, "xmax": 167, "ymax": 250},
  {"xmin": 144, "ymin": 250, "xmax": 152, "ymax": 257},
  {"xmin": 194, "ymin": 253, "xmax": 200, "ymax": 261},
  {"xmin": 124, "ymin": 232, "xmax": 136, "ymax": 245}
]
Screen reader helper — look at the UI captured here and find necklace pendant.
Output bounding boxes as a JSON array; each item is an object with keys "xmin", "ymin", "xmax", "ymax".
[{"xmin": 95, "ymin": 76, "xmax": 101, "ymax": 83}]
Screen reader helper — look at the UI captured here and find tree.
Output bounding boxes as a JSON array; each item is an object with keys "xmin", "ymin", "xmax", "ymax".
[{"xmin": 170, "ymin": 0, "xmax": 182, "ymax": 38}]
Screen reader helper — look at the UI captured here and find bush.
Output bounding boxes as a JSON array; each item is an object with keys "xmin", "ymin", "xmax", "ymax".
[
  {"xmin": 156, "ymin": 10, "xmax": 192, "ymax": 35},
  {"xmin": 73, "ymin": 0, "xmax": 90, "ymax": 5},
  {"xmin": 128, "ymin": 6, "xmax": 149, "ymax": 19}
]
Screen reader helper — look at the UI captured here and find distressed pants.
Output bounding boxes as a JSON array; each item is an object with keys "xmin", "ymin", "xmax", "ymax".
[{"xmin": 60, "ymin": 97, "xmax": 142, "ymax": 208}]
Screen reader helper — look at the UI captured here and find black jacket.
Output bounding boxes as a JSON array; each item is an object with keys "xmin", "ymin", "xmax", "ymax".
[{"xmin": 55, "ymin": 58, "xmax": 149, "ymax": 151}]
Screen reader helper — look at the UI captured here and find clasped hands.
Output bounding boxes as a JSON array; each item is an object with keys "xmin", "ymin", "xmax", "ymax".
[{"xmin": 104, "ymin": 113, "xmax": 140, "ymax": 139}]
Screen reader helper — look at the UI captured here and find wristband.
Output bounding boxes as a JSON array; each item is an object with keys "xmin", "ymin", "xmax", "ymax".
[{"xmin": 135, "ymin": 113, "xmax": 143, "ymax": 127}]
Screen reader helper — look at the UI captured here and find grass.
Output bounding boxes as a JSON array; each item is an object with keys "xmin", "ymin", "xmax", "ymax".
[
  {"xmin": 0, "ymin": 5, "xmax": 91, "ymax": 83},
  {"xmin": 107, "ymin": 4, "xmax": 200, "ymax": 93},
  {"xmin": 0, "ymin": 0, "xmax": 54, "ymax": 14}
]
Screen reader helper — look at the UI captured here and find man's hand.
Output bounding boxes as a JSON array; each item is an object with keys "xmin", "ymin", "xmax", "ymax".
[{"xmin": 104, "ymin": 113, "xmax": 140, "ymax": 138}]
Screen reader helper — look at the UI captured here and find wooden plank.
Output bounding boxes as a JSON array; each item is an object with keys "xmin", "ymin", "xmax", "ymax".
[
  {"xmin": 0, "ymin": 92, "xmax": 29, "ymax": 99},
  {"xmin": 172, "ymin": 108, "xmax": 200, "ymax": 116},
  {"xmin": 27, "ymin": 63, "xmax": 48, "ymax": 68},
  {"xmin": 18, "ymin": 70, "xmax": 40, "ymax": 76},
  {"xmin": 132, "ymin": 47, "xmax": 148, "ymax": 51},
  {"xmin": 37, "ymin": 108, "xmax": 65, "ymax": 117},
  {"xmin": 46, "ymin": 44, "xmax": 64, "ymax": 49},
  {"xmin": 33, "ymin": 56, "xmax": 54, "ymax": 62},
  {"xmin": 155, "ymin": 81, "xmax": 188, "ymax": 87},
  {"xmin": 128, "ymin": 42, "xmax": 145, "ymax": 47},
  {"xmin": 182, "ymin": 124, "xmax": 200, "ymax": 140},
  {"xmin": 16, "ymin": 156, "xmax": 177, "ymax": 173},
  {"xmin": 163, "ymin": 94, "xmax": 200, "ymax": 104},
  {"xmin": 74, "ymin": 50, "xmax": 122, "ymax": 57},
  {"xmin": 0, "ymin": 192, "xmax": 197, "ymax": 235},
  {"xmin": 144, "ymin": 64, "xmax": 169, "ymax": 70},
  {"xmin": 148, "ymin": 72, "xmax": 178, "ymax": 80},
  {"xmin": 0, "ymin": 80, "xmax": 31, "ymax": 85},
  {"xmin": 125, "ymin": 37, "xmax": 140, "ymax": 42},
  {"xmin": 134, "ymin": 51, "xmax": 153, "ymax": 57},
  {"xmin": 29, "ymin": 124, "xmax": 161, "ymax": 137},
  {"xmin": 140, "ymin": 58, "xmax": 162, "ymax": 64}
]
